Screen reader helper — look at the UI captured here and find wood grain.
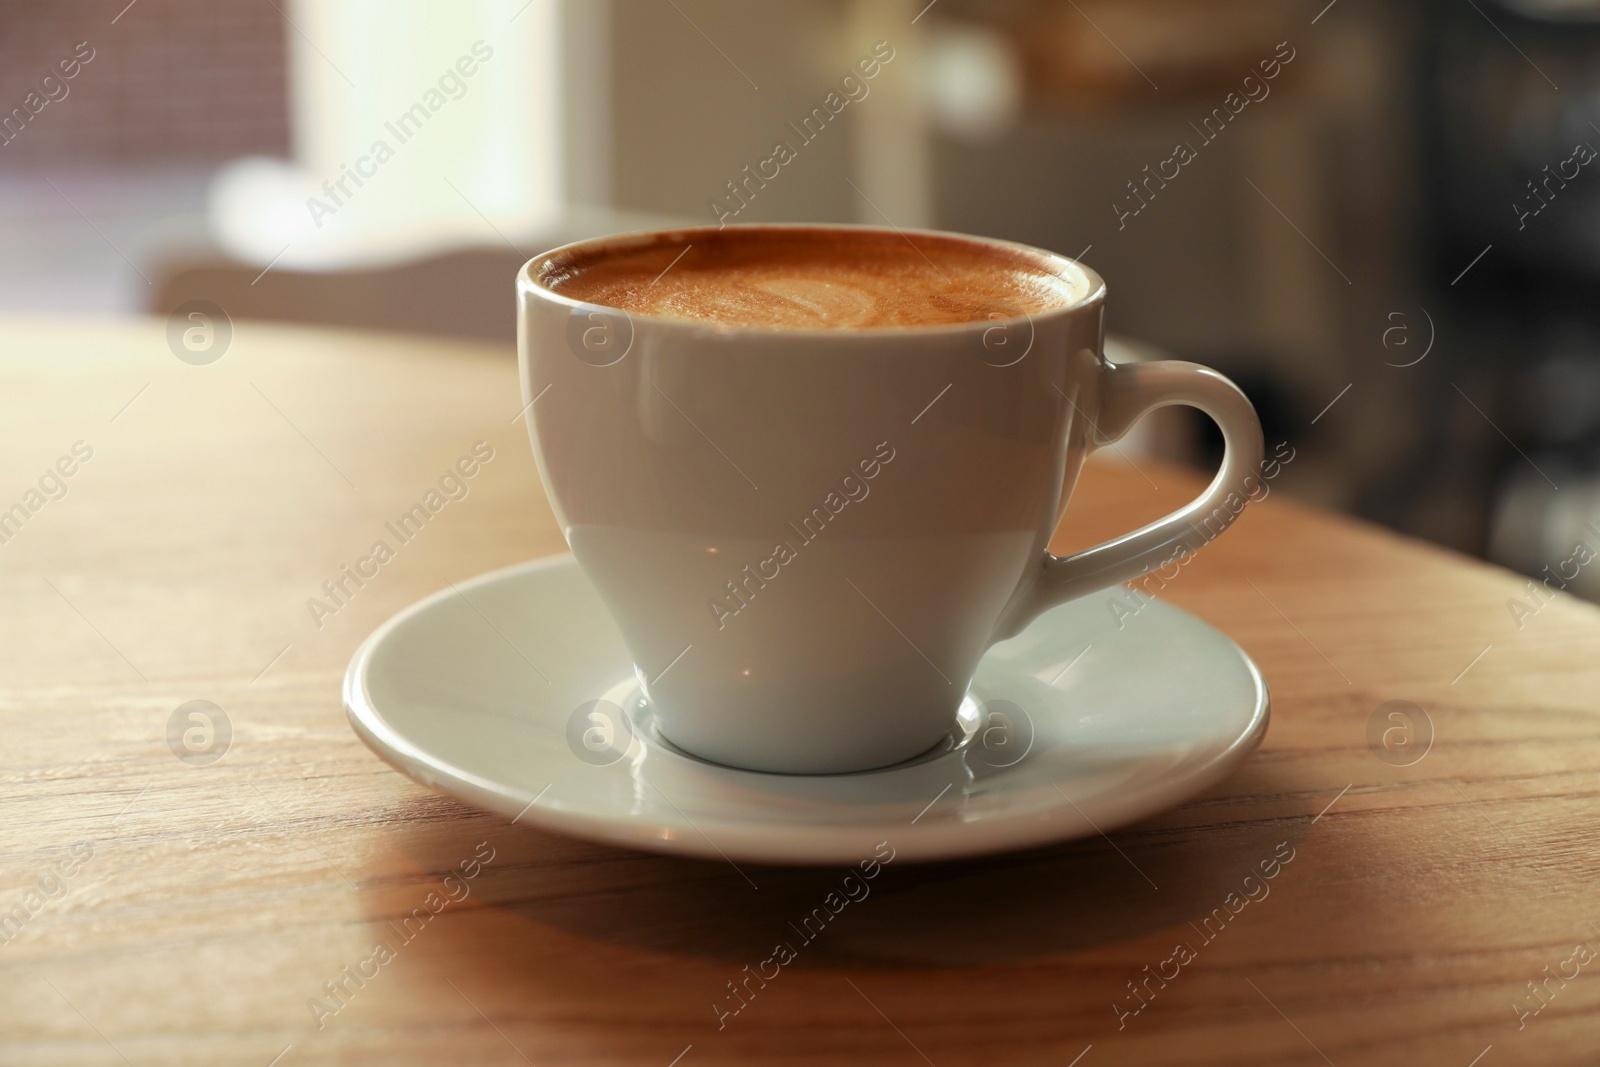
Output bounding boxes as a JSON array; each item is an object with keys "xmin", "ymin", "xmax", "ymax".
[{"xmin": 1, "ymin": 317, "xmax": 1597, "ymax": 1066}]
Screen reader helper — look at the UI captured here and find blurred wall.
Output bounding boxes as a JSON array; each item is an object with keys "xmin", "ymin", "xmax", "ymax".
[
  {"xmin": 606, "ymin": 0, "xmax": 869, "ymax": 227},
  {"xmin": 599, "ymin": 0, "xmax": 1426, "ymax": 511},
  {"xmin": 0, "ymin": 0, "xmax": 288, "ymax": 167}
]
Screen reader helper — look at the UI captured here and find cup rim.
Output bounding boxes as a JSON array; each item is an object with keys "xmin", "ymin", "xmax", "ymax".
[{"xmin": 517, "ymin": 222, "xmax": 1107, "ymax": 339}]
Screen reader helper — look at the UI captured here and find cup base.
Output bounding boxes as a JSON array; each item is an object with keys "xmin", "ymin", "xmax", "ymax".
[{"xmin": 634, "ymin": 691, "xmax": 979, "ymax": 777}]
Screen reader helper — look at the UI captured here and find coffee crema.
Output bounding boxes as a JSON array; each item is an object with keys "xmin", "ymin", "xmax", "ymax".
[{"xmin": 538, "ymin": 228, "xmax": 1080, "ymax": 330}]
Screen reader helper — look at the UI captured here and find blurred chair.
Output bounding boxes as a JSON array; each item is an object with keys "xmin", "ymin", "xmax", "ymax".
[
  {"xmin": 149, "ymin": 207, "xmax": 689, "ymax": 345},
  {"xmin": 153, "ymin": 246, "xmax": 527, "ymax": 345}
]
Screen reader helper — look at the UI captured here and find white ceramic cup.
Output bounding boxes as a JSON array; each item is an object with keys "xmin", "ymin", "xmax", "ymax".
[{"xmin": 518, "ymin": 224, "xmax": 1263, "ymax": 774}]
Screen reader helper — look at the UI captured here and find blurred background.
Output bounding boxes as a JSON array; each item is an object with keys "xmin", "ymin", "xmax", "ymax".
[{"xmin": 3, "ymin": 0, "xmax": 1599, "ymax": 601}]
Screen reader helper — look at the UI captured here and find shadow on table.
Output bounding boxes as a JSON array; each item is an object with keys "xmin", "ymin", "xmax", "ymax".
[{"xmin": 368, "ymin": 758, "xmax": 1314, "ymax": 971}]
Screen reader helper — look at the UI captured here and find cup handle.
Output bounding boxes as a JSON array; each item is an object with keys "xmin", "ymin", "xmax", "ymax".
[{"xmin": 992, "ymin": 359, "xmax": 1264, "ymax": 641}]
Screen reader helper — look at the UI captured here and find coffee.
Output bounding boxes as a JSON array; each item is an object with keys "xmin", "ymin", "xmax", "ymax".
[{"xmin": 539, "ymin": 227, "xmax": 1080, "ymax": 330}]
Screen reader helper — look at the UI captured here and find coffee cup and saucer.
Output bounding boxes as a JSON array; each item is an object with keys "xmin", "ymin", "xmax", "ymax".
[{"xmin": 344, "ymin": 224, "xmax": 1270, "ymax": 865}]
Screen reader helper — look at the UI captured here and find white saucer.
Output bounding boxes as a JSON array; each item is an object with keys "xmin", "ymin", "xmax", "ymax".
[{"xmin": 344, "ymin": 555, "xmax": 1268, "ymax": 865}]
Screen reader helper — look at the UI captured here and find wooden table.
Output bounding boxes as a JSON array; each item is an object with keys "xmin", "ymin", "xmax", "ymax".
[{"xmin": 2, "ymin": 317, "xmax": 1597, "ymax": 1066}]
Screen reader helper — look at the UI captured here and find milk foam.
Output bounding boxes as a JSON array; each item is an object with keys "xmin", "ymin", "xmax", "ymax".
[{"xmin": 541, "ymin": 229, "xmax": 1081, "ymax": 330}]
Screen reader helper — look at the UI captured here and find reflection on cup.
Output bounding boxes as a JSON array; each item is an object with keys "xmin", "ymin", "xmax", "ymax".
[
  {"xmin": 966, "ymin": 301, "xmax": 1034, "ymax": 368},
  {"xmin": 564, "ymin": 303, "xmax": 634, "ymax": 367}
]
